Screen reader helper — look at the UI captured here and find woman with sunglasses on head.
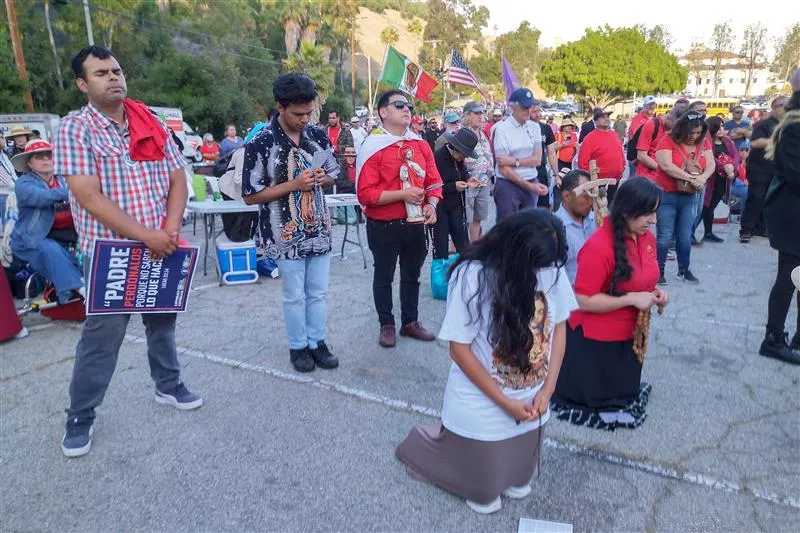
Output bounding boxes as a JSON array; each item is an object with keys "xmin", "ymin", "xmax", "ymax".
[
  {"xmin": 701, "ymin": 116, "xmax": 740, "ymax": 243},
  {"xmin": 9, "ymin": 140, "xmax": 83, "ymax": 305},
  {"xmin": 396, "ymin": 209, "xmax": 577, "ymax": 514},
  {"xmin": 653, "ymin": 111, "xmax": 714, "ymax": 285},
  {"xmin": 551, "ymin": 177, "xmax": 666, "ymax": 430},
  {"xmin": 759, "ymin": 70, "xmax": 800, "ymax": 365}
]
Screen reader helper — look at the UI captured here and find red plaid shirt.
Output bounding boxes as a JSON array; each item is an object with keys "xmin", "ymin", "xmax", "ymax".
[{"xmin": 53, "ymin": 103, "xmax": 185, "ymax": 255}]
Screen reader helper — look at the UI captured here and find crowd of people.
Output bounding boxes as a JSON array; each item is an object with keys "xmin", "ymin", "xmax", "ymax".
[{"xmin": 1, "ymin": 44, "xmax": 799, "ymax": 517}]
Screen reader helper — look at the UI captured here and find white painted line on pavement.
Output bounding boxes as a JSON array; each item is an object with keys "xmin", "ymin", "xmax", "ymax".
[
  {"xmin": 191, "ymin": 282, "xmax": 220, "ymax": 292},
  {"xmin": 121, "ymin": 333, "xmax": 800, "ymax": 510}
]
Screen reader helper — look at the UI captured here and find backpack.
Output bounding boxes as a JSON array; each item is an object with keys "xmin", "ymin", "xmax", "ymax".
[{"xmin": 626, "ymin": 118, "xmax": 660, "ymax": 162}]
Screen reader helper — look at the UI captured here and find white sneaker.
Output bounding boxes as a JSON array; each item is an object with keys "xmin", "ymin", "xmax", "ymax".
[
  {"xmin": 503, "ymin": 484, "xmax": 532, "ymax": 499},
  {"xmin": 466, "ymin": 496, "xmax": 501, "ymax": 514},
  {"xmin": 13, "ymin": 327, "xmax": 29, "ymax": 340}
]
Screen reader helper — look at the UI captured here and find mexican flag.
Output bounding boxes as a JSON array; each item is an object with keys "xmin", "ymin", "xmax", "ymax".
[{"xmin": 379, "ymin": 46, "xmax": 439, "ymax": 103}]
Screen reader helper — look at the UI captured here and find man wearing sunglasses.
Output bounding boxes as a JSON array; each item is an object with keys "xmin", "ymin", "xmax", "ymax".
[
  {"xmin": 357, "ymin": 90, "xmax": 444, "ymax": 348},
  {"xmin": 724, "ymin": 106, "xmax": 752, "ymax": 149}
]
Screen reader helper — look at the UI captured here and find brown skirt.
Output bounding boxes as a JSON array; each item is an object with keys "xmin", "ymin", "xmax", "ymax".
[{"xmin": 395, "ymin": 423, "xmax": 543, "ymax": 505}]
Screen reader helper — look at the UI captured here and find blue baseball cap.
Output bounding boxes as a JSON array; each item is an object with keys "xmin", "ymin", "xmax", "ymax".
[
  {"xmin": 508, "ymin": 88, "xmax": 535, "ymax": 108},
  {"xmin": 444, "ymin": 112, "xmax": 459, "ymax": 124}
]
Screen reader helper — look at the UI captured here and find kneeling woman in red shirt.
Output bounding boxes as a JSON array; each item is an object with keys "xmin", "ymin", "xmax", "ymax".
[{"xmin": 551, "ymin": 177, "xmax": 668, "ymax": 430}]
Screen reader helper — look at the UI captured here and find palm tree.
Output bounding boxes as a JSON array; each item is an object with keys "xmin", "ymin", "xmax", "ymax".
[
  {"xmin": 283, "ymin": 42, "xmax": 336, "ymax": 124},
  {"xmin": 279, "ymin": 1, "xmax": 310, "ymax": 56},
  {"xmin": 380, "ymin": 27, "xmax": 400, "ymax": 47}
]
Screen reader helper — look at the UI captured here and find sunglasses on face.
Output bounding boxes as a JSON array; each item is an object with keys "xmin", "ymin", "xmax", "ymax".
[
  {"xmin": 390, "ymin": 101, "xmax": 414, "ymax": 112},
  {"xmin": 31, "ymin": 153, "xmax": 52, "ymax": 160}
]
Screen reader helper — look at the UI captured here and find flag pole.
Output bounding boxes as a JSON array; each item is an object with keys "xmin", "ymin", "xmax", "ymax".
[
  {"xmin": 441, "ymin": 49, "xmax": 451, "ymax": 117},
  {"xmin": 372, "ymin": 45, "xmax": 390, "ymax": 125}
]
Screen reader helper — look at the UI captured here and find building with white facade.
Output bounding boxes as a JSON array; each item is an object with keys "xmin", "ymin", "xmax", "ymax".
[{"xmin": 679, "ymin": 50, "xmax": 782, "ymax": 98}]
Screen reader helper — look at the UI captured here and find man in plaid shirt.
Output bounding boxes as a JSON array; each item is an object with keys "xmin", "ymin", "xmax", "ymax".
[{"xmin": 53, "ymin": 46, "xmax": 201, "ymax": 458}]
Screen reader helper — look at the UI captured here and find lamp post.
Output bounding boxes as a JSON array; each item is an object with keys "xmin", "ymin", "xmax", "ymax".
[{"xmin": 354, "ymin": 53, "xmax": 372, "ymax": 117}]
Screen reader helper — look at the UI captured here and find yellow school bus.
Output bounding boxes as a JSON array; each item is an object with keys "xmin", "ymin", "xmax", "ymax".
[{"xmin": 653, "ymin": 98, "xmax": 738, "ymax": 118}]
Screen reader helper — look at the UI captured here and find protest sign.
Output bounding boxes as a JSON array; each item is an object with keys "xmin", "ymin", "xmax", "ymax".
[{"xmin": 86, "ymin": 239, "xmax": 198, "ymax": 315}]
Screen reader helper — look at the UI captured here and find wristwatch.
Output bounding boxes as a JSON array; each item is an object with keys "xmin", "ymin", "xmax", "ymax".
[{"xmin": 515, "ymin": 159, "xmax": 520, "ymax": 168}]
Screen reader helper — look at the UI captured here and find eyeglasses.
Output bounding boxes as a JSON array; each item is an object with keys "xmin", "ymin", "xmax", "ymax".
[
  {"xmin": 390, "ymin": 101, "xmax": 414, "ymax": 112},
  {"xmin": 686, "ymin": 111, "xmax": 706, "ymax": 121},
  {"xmin": 30, "ymin": 153, "xmax": 52, "ymax": 160}
]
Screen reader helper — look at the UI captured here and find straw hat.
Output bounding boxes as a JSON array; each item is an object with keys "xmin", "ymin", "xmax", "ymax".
[
  {"xmin": 559, "ymin": 117, "xmax": 577, "ymax": 129},
  {"xmin": 8, "ymin": 124, "xmax": 33, "ymax": 139},
  {"xmin": 11, "ymin": 139, "xmax": 53, "ymax": 173}
]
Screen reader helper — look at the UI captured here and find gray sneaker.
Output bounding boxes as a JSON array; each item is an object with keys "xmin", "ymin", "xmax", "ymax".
[
  {"xmin": 155, "ymin": 382, "xmax": 203, "ymax": 410},
  {"xmin": 62, "ymin": 417, "xmax": 94, "ymax": 458}
]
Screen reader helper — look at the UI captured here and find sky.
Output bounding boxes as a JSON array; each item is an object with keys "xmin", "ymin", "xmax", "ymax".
[{"xmin": 475, "ymin": 0, "xmax": 796, "ymax": 58}]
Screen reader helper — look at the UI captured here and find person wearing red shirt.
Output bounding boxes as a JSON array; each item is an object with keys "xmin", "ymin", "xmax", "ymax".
[
  {"xmin": 552, "ymin": 177, "xmax": 668, "ymax": 430},
  {"xmin": 200, "ymin": 133, "xmax": 220, "ymax": 162},
  {"xmin": 628, "ymin": 95, "xmax": 656, "ymax": 140},
  {"xmin": 357, "ymin": 90, "xmax": 443, "ymax": 348},
  {"xmin": 635, "ymin": 102, "xmax": 687, "ymax": 181},
  {"xmin": 577, "ymin": 108, "xmax": 625, "ymax": 202},
  {"xmin": 653, "ymin": 111, "xmax": 715, "ymax": 285}
]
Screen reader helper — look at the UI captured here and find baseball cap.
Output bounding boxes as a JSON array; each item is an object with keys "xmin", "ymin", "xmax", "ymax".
[
  {"xmin": 411, "ymin": 115, "xmax": 424, "ymax": 125},
  {"xmin": 643, "ymin": 95, "xmax": 656, "ymax": 106},
  {"xmin": 508, "ymin": 88, "xmax": 535, "ymax": 108},
  {"xmin": 463, "ymin": 101, "xmax": 485, "ymax": 114},
  {"xmin": 350, "ymin": 116, "xmax": 361, "ymax": 124},
  {"xmin": 492, "ymin": 108, "xmax": 503, "ymax": 116},
  {"xmin": 592, "ymin": 107, "xmax": 613, "ymax": 120},
  {"xmin": 444, "ymin": 112, "xmax": 459, "ymax": 124}
]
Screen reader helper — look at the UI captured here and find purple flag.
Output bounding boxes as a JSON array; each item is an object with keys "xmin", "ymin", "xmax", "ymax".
[{"xmin": 502, "ymin": 55, "xmax": 521, "ymax": 102}]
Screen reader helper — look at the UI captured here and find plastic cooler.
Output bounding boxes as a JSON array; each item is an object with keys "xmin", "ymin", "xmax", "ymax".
[{"xmin": 215, "ymin": 235, "xmax": 258, "ymax": 285}]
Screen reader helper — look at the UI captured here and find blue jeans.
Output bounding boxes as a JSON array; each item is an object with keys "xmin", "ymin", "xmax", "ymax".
[
  {"xmin": 731, "ymin": 179, "xmax": 748, "ymax": 218},
  {"xmin": 657, "ymin": 192, "xmax": 698, "ymax": 273},
  {"xmin": 691, "ymin": 186, "xmax": 706, "ymax": 237},
  {"xmin": 276, "ymin": 253, "xmax": 331, "ymax": 350},
  {"xmin": 18, "ymin": 238, "xmax": 83, "ymax": 304},
  {"xmin": 68, "ymin": 260, "xmax": 181, "ymax": 421}
]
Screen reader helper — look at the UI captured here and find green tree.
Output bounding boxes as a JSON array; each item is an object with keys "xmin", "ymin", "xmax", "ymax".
[
  {"xmin": 538, "ymin": 26, "xmax": 686, "ymax": 107},
  {"xmin": 407, "ymin": 19, "xmax": 423, "ymax": 37},
  {"xmin": 710, "ymin": 21, "xmax": 734, "ymax": 97},
  {"xmin": 634, "ymin": 24, "xmax": 673, "ymax": 50},
  {"xmin": 279, "ymin": 0, "xmax": 311, "ymax": 56},
  {"xmin": 495, "ymin": 22, "xmax": 542, "ymax": 82},
  {"xmin": 0, "ymin": 26, "xmax": 25, "ymax": 112},
  {"xmin": 380, "ymin": 27, "xmax": 400, "ymax": 47},
  {"xmin": 419, "ymin": 0, "xmax": 488, "ymax": 71},
  {"xmin": 740, "ymin": 23, "xmax": 768, "ymax": 97},
  {"xmin": 773, "ymin": 23, "xmax": 800, "ymax": 82}
]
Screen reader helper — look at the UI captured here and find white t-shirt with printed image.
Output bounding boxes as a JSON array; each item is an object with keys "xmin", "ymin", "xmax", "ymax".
[{"xmin": 438, "ymin": 261, "xmax": 578, "ymax": 442}]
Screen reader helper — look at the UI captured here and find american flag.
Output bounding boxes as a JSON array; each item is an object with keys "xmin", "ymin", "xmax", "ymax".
[{"xmin": 448, "ymin": 49, "xmax": 488, "ymax": 100}]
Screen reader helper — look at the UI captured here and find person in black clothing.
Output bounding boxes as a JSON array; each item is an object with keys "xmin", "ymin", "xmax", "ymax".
[
  {"xmin": 759, "ymin": 75, "xmax": 800, "ymax": 365},
  {"xmin": 740, "ymin": 95, "xmax": 788, "ymax": 242},
  {"xmin": 531, "ymin": 103, "xmax": 557, "ymax": 209},
  {"xmin": 432, "ymin": 128, "xmax": 480, "ymax": 260},
  {"xmin": 424, "ymin": 120, "xmax": 441, "ymax": 152}
]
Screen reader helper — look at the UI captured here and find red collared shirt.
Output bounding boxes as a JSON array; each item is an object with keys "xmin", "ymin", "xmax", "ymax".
[
  {"xmin": 568, "ymin": 220, "xmax": 659, "ymax": 341},
  {"xmin": 53, "ymin": 102, "xmax": 185, "ymax": 255},
  {"xmin": 357, "ymin": 139, "xmax": 443, "ymax": 221}
]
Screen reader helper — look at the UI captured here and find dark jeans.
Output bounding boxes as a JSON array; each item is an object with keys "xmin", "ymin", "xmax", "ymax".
[
  {"xmin": 702, "ymin": 177, "xmax": 727, "ymax": 235},
  {"xmin": 366, "ymin": 219, "xmax": 427, "ymax": 327},
  {"xmin": 68, "ymin": 261, "xmax": 182, "ymax": 422},
  {"xmin": 494, "ymin": 178, "xmax": 537, "ymax": 221},
  {"xmin": 741, "ymin": 169, "xmax": 771, "ymax": 235},
  {"xmin": 432, "ymin": 202, "xmax": 469, "ymax": 260},
  {"xmin": 767, "ymin": 251, "xmax": 800, "ymax": 337}
]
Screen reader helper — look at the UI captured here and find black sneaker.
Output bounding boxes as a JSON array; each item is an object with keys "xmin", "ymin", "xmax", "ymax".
[
  {"xmin": 703, "ymin": 233, "xmax": 724, "ymax": 243},
  {"xmin": 790, "ymin": 333, "xmax": 800, "ymax": 352},
  {"xmin": 658, "ymin": 274, "xmax": 668, "ymax": 286},
  {"xmin": 676, "ymin": 269, "xmax": 699, "ymax": 284},
  {"xmin": 310, "ymin": 341, "xmax": 339, "ymax": 369},
  {"xmin": 759, "ymin": 331, "xmax": 800, "ymax": 365},
  {"xmin": 753, "ymin": 229, "xmax": 769, "ymax": 239},
  {"xmin": 290, "ymin": 347, "xmax": 315, "ymax": 372},
  {"xmin": 739, "ymin": 232, "xmax": 752, "ymax": 243},
  {"xmin": 155, "ymin": 382, "xmax": 203, "ymax": 410},
  {"xmin": 62, "ymin": 417, "xmax": 94, "ymax": 458}
]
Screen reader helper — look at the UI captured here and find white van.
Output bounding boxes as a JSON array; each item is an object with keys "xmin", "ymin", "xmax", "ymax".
[
  {"xmin": 148, "ymin": 106, "xmax": 203, "ymax": 163},
  {"xmin": 0, "ymin": 113, "xmax": 61, "ymax": 142}
]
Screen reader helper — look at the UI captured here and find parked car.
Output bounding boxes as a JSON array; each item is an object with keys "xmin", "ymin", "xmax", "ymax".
[
  {"xmin": 355, "ymin": 106, "xmax": 369, "ymax": 119},
  {"xmin": 0, "ymin": 113, "xmax": 60, "ymax": 142},
  {"xmin": 149, "ymin": 106, "xmax": 203, "ymax": 163}
]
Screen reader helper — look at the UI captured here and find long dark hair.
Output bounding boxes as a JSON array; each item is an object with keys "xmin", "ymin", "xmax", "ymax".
[
  {"xmin": 608, "ymin": 177, "xmax": 662, "ymax": 295},
  {"xmin": 670, "ymin": 111, "xmax": 708, "ymax": 145},
  {"xmin": 706, "ymin": 116, "xmax": 724, "ymax": 138},
  {"xmin": 449, "ymin": 209, "xmax": 568, "ymax": 371}
]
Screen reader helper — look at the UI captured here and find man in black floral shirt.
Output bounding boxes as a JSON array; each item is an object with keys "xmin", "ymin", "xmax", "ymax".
[{"xmin": 243, "ymin": 73, "xmax": 340, "ymax": 373}]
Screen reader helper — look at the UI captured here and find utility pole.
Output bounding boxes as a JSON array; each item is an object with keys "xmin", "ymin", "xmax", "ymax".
[
  {"xmin": 350, "ymin": 20, "xmax": 356, "ymax": 115},
  {"xmin": 83, "ymin": 0, "xmax": 94, "ymax": 45},
  {"xmin": 44, "ymin": 0, "xmax": 64, "ymax": 90},
  {"xmin": 4, "ymin": 0, "xmax": 34, "ymax": 112}
]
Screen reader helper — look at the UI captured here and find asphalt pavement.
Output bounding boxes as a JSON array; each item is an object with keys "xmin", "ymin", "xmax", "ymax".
[{"xmin": 1, "ymin": 215, "xmax": 798, "ymax": 532}]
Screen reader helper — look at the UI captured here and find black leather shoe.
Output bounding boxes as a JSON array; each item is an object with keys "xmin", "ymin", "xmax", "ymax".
[
  {"xmin": 311, "ymin": 341, "xmax": 339, "ymax": 369},
  {"xmin": 290, "ymin": 348, "xmax": 315, "ymax": 372},
  {"xmin": 791, "ymin": 333, "xmax": 800, "ymax": 352},
  {"xmin": 759, "ymin": 332, "xmax": 800, "ymax": 365}
]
